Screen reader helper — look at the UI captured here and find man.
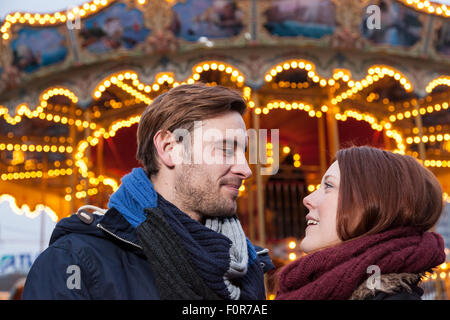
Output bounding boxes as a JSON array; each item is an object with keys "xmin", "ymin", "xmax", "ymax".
[{"xmin": 23, "ymin": 83, "xmax": 274, "ymax": 299}]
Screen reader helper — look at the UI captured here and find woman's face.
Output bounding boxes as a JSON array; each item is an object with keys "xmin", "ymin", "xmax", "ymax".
[{"xmin": 300, "ymin": 161, "xmax": 342, "ymax": 253}]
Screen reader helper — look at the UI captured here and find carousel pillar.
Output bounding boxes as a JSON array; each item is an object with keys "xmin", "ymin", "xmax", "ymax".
[
  {"xmin": 69, "ymin": 104, "xmax": 76, "ymax": 215},
  {"xmin": 84, "ymin": 110, "xmax": 91, "ymax": 205},
  {"xmin": 247, "ymin": 181, "xmax": 255, "ymax": 242},
  {"xmin": 251, "ymin": 91, "xmax": 268, "ymax": 299},
  {"xmin": 414, "ymin": 105, "xmax": 426, "ymax": 162},
  {"xmin": 415, "ymin": 100, "xmax": 441, "ymax": 299},
  {"xmin": 244, "ymin": 109, "xmax": 255, "ymax": 242},
  {"xmin": 383, "ymin": 130, "xmax": 392, "ymax": 150},
  {"xmin": 252, "ymin": 94, "xmax": 266, "ymax": 247},
  {"xmin": 318, "ymin": 115, "xmax": 327, "ymax": 176},
  {"xmin": 97, "ymin": 136, "xmax": 104, "ymax": 207},
  {"xmin": 326, "ymin": 106, "xmax": 340, "ymax": 161},
  {"xmin": 435, "ymin": 278, "xmax": 444, "ymax": 300},
  {"xmin": 40, "ymin": 152, "xmax": 48, "ymax": 253}
]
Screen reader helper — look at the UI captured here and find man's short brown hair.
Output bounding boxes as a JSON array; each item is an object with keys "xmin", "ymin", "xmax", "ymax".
[
  {"xmin": 335, "ymin": 146, "xmax": 444, "ymax": 240},
  {"xmin": 137, "ymin": 83, "xmax": 247, "ymax": 176}
]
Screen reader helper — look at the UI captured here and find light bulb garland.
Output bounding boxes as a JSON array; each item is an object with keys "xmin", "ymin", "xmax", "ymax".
[
  {"xmin": 243, "ymin": 86, "xmax": 251, "ymax": 101},
  {"xmin": 406, "ymin": 133, "xmax": 450, "ymax": 144},
  {"xmin": 331, "ymin": 66, "xmax": 412, "ymax": 105},
  {"xmin": 400, "ymin": 0, "xmax": 450, "ymax": 17},
  {"xmin": 93, "ymin": 63, "xmax": 245, "ymax": 103},
  {"xmin": 420, "ymin": 159, "xmax": 450, "ymax": 168},
  {"xmin": 334, "ymin": 109, "xmax": 405, "ymax": 153},
  {"xmin": 264, "ymin": 60, "xmax": 325, "ymax": 84},
  {"xmin": 426, "ymin": 76, "xmax": 450, "ymax": 93},
  {"xmin": 191, "ymin": 62, "xmax": 245, "ymax": 85},
  {"xmin": 1, "ymin": 0, "xmax": 114, "ymax": 41},
  {"xmin": 255, "ymin": 100, "xmax": 327, "ymax": 118},
  {"xmin": 307, "ymin": 184, "xmax": 322, "ymax": 192},
  {"xmin": 1, "ymin": 167, "xmax": 73, "ymax": 181},
  {"xmin": 0, "ymin": 142, "xmax": 73, "ymax": 154},
  {"xmin": 0, "ymin": 194, "xmax": 58, "ymax": 221},
  {"xmin": 94, "ymin": 71, "xmax": 155, "ymax": 104},
  {"xmin": 0, "ymin": 87, "xmax": 95, "ymax": 129},
  {"xmin": 266, "ymin": 141, "xmax": 302, "ymax": 168},
  {"xmin": 408, "ymin": 124, "xmax": 448, "ymax": 135},
  {"xmin": 388, "ymin": 102, "xmax": 449, "ymax": 122}
]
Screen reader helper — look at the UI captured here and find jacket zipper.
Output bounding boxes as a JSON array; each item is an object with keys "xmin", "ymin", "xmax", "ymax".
[{"xmin": 96, "ymin": 223, "xmax": 143, "ymax": 250}]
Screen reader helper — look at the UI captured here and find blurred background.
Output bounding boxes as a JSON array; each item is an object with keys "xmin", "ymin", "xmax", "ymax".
[{"xmin": 0, "ymin": 0, "xmax": 449, "ymax": 299}]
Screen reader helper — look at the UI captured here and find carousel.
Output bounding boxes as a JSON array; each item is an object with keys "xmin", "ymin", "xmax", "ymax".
[{"xmin": 0, "ymin": 0, "xmax": 449, "ymax": 299}]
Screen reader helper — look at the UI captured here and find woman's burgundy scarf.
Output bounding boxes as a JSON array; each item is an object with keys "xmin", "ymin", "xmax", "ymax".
[{"xmin": 276, "ymin": 227, "xmax": 445, "ymax": 300}]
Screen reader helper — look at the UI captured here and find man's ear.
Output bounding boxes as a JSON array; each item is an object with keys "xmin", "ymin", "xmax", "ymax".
[{"xmin": 153, "ymin": 130, "xmax": 177, "ymax": 168}]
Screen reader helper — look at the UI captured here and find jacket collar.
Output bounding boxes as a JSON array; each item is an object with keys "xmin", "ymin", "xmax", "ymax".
[
  {"xmin": 96, "ymin": 208, "xmax": 144, "ymax": 253},
  {"xmin": 349, "ymin": 272, "xmax": 424, "ymax": 300}
]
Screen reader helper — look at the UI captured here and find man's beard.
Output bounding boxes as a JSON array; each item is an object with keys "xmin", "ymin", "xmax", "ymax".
[{"xmin": 174, "ymin": 164, "xmax": 238, "ymax": 218}]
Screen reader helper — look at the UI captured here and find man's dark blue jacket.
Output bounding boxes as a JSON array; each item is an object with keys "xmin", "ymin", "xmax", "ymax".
[{"xmin": 22, "ymin": 208, "xmax": 274, "ymax": 299}]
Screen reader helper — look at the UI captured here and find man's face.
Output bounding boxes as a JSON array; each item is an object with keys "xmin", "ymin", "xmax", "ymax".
[{"xmin": 173, "ymin": 111, "xmax": 252, "ymax": 218}]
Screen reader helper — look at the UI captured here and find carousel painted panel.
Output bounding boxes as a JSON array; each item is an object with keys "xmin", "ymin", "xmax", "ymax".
[
  {"xmin": 360, "ymin": 0, "xmax": 429, "ymax": 57},
  {"xmin": 76, "ymin": 2, "xmax": 151, "ymax": 58},
  {"xmin": 10, "ymin": 27, "xmax": 68, "ymax": 74},
  {"xmin": 430, "ymin": 18, "xmax": 450, "ymax": 62},
  {"xmin": 435, "ymin": 20, "xmax": 450, "ymax": 56},
  {"xmin": 171, "ymin": 0, "xmax": 252, "ymax": 49},
  {"xmin": 257, "ymin": 0, "xmax": 337, "ymax": 46}
]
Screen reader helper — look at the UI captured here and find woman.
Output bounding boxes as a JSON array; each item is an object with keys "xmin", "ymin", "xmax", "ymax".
[{"xmin": 276, "ymin": 146, "xmax": 446, "ymax": 300}]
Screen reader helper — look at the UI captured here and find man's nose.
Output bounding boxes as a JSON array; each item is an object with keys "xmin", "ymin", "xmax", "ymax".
[{"xmin": 231, "ymin": 159, "xmax": 252, "ymax": 180}]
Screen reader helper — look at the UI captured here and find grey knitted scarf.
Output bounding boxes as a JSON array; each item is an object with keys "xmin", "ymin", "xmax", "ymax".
[{"xmin": 205, "ymin": 216, "xmax": 248, "ymax": 300}]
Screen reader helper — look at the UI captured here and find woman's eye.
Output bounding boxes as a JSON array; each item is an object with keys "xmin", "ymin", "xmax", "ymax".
[{"xmin": 324, "ymin": 182, "xmax": 333, "ymax": 189}]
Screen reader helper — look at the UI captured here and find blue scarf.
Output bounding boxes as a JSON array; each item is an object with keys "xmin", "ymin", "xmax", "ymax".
[
  {"xmin": 108, "ymin": 167, "xmax": 265, "ymax": 300},
  {"xmin": 108, "ymin": 167, "xmax": 157, "ymax": 228}
]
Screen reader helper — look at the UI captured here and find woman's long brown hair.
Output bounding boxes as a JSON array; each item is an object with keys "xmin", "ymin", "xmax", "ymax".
[{"xmin": 335, "ymin": 146, "xmax": 444, "ymax": 241}]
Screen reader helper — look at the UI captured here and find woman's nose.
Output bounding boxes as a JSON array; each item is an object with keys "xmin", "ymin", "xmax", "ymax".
[{"xmin": 303, "ymin": 192, "xmax": 315, "ymax": 210}]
